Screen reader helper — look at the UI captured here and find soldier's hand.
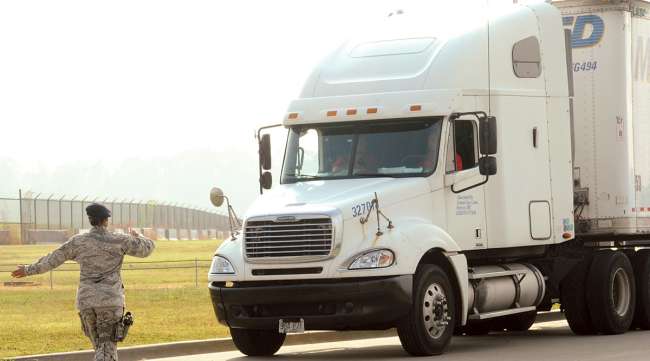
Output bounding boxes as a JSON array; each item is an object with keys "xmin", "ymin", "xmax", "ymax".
[
  {"xmin": 129, "ymin": 229, "xmax": 140, "ymax": 237},
  {"xmin": 11, "ymin": 265, "xmax": 27, "ymax": 278}
]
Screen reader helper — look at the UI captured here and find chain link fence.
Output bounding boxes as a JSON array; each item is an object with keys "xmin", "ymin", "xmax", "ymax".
[
  {"xmin": 0, "ymin": 190, "xmax": 231, "ymax": 244},
  {"xmin": 0, "ymin": 259, "xmax": 213, "ymax": 289}
]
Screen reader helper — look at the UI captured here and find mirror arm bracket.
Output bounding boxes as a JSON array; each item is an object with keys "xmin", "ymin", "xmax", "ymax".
[
  {"xmin": 224, "ymin": 195, "xmax": 242, "ymax": 240},
  {"xmin": 449, "ymin": 111, "xmax": 488, "ymax": 122},
  {"xmin": 256, "ymin": 124, "xmax": 283, "ymax": 141}
]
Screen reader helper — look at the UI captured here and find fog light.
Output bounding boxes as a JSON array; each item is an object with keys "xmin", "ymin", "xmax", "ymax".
[{"xmin": 348, "ymin": 249, "xmax": 395, "ymax": 270}]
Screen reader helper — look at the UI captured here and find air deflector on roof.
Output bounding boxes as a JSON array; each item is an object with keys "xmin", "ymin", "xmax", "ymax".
[{"xmin": 349, "ymin": 38, "xmax": 436, "ymax": 58}]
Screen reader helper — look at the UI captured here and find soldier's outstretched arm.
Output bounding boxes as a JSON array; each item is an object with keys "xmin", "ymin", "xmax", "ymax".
[
  {"xmin": 122, "ymin": 230, "xmax": 155, "ymax": 258},
  {"xmin": 16, "ymin": 239, "xmax": 76, "ymax": 277}
]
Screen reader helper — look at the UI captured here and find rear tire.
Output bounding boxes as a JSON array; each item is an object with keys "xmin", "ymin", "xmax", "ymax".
[
  {"xmin": 397, "ymin": 264, "xmax": 456, "ymax": 356},
  {"xmin": 230, "ymin": 328, "xmax": 286, "ymax": 356},
  {"xmin": 586, "ymin": 250, "xmax": 635, "ymax": 335},
  {"xmin": 561, "ymin": 257, "xmax": 595, "ymax": 335},
  {"xmin": 631, "ymin": 249, "xmax": 650, "ymax": 330}
]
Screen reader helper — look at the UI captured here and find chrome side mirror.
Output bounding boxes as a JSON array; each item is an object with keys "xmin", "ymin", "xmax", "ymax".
[{"xmin": 209, "ymin": 187, "xmax": 225, "ymax": 207}]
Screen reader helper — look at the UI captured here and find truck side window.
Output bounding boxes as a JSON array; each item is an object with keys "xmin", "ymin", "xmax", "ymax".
[
  {"xmin": 512, "ymin": 36, "xmax": 541, "ymax": 78},
  {"xmin": 297, "ymin": 129, "xmax": 320, "ymax": 176},
  {"xmin": 446, "ymin": 120, "xmax": 478, "ymax": 173}
]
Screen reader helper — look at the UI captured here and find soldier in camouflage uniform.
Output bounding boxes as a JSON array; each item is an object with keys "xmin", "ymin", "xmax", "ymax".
[{"xmin": 11, "ymin": 203, "xmax": 155, "ymax": 361}]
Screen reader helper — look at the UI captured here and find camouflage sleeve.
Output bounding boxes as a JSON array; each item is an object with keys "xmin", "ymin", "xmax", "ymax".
[
  {"xmin": 122, "ymin": 234, "xmax": 155, "ymax": 258},
  {"xmin": 25, "ymin": 238, "xmax": 76, "ymax": 276}
]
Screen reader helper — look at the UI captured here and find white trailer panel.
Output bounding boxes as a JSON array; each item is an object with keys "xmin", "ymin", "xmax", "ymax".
[{"xmin": 556, "ymin": 0, "xmax": 650, "ymax": 235}]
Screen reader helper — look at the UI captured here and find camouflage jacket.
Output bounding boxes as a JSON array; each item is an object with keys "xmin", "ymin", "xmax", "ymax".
[{"xmin": 25, "ymin": 226, "xmax": 155, "ymax": 310}]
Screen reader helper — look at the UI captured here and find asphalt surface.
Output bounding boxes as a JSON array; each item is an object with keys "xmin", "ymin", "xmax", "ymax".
[{"xmin": 150, "ymin": 314, "xmax": 650, "ymax": 361}]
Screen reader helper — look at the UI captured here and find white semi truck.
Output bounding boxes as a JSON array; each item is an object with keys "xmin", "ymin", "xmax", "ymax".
[{"xmin": 208, "ymin": 0, "xmax": 650, "ymax": 356}]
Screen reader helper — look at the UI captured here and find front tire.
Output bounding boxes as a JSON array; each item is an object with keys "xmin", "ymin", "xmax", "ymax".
[
  {"xmin": 397, "ymin": 264, "xmax": 456, "ymax": 356},
  {"xmin": 230, "ymin": 328, "xmax": 286, "ymax": 356},
  {"xmin": 586, "ymin": 250, "xmax": 635, "ymax": 334}
]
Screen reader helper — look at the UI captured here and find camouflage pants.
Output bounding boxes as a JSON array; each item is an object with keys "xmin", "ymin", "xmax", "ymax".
[{"xmin": 79, "ymin": 307, "xmax": 122, "ymax": 361}]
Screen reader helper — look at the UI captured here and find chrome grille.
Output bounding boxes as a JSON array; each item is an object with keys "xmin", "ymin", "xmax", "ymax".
[{"xmin": 244, "ymin": 217, "xmax": 333, "ymax": 259}]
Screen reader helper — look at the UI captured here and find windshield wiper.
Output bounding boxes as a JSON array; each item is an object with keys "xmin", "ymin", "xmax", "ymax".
[
  {"xmin": 284, "ymin": 174, "xmax": 322, "ymax": 181},
  {"xmin": 352, "ymin": 173, "xmax": 398, "ymax": 178}
]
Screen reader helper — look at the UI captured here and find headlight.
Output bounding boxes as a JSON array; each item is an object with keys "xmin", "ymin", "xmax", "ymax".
[
  {"xmin": 348, "ymin": 249, "xmax": 395, "ymax": 270},
  {"xmin": 210, "ymin": 256, "xmax": 235, "ymax": 274}
]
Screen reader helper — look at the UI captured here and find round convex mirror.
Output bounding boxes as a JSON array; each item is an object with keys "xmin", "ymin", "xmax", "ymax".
[{"xmin": 210, "ymin": 187, "xmax": 225, "ymax": 207}]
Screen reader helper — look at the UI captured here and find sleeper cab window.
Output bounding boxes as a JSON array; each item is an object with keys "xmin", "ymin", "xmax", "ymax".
[
  {"xmin": 512, "ymin": 36, "xmax": 541, "ymax": 78},
  {"xmin": 446, "ymin": 119, "xmax": 478, "ymax": 173}
]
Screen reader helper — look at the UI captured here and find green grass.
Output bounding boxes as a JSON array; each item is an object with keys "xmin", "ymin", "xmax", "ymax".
[{"xmin": 0, "ymin": 240, "xmax": 228, "ymax": 358}]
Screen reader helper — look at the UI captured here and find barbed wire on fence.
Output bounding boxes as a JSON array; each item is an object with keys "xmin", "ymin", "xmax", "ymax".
[{"xmin": 0, "ymin": 189, "xmax": 231, "ymax": 245}]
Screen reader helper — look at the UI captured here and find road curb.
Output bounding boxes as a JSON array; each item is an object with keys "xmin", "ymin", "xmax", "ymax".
[
  {"xmin": 12, "ymin": 311, "xmax": 564, "ymax": 361},
  {"xmin": 12, "ymin": 329, "xmax": 397, "ymax": 361}
]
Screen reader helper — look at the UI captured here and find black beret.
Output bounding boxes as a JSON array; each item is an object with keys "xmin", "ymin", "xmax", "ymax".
[{"xmin": 86, "ymin": 203, "xmax": 111, "ymax": 219}]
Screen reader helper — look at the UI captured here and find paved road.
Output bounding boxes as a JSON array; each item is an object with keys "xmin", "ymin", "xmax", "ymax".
[{"xmin": 152, "ymin": 315, "xmax": 650, "ymax": 361}]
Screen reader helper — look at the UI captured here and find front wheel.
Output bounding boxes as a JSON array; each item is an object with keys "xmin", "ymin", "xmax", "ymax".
[
  {"xmin": 230, "ymin": 328, "xmax": 286, "ymax": 356},
  {"xmin": 397, "ymin": 264, "xmax": 456, "ymax": 356}
]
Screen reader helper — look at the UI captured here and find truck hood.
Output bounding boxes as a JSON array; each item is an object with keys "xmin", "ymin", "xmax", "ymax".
[{"xmin": 245, "ymin": 177, "xmax": 431, "ymax": 220}]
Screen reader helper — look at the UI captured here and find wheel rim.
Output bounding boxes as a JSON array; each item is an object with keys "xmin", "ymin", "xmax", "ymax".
[
  {"xmin": 422, "ymin": 282, "xmax": 449, "ymax": 339},
  {"xmin": 611, "ymin": 267, "xmax": 631, "ymax": 317}
]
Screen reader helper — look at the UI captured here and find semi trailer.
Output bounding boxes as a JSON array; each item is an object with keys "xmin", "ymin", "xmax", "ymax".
[{"xmin": 208, "ymin": 0, "xmax": 650, "ymax": 356}]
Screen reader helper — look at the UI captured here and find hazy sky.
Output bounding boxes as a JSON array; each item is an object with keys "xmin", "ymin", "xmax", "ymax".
[
  {"xmin": 0, "ymin": 0, "xmax": 440, "ymax": 166},
  {"xmin": 0, "ymin": 0, "xmax": 524, "ymax": 209}
]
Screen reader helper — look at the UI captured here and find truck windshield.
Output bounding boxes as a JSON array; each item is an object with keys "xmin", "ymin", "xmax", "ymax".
[{"xmin": 281, "ymin": 117, "xmax": 443, "ymax": 184}]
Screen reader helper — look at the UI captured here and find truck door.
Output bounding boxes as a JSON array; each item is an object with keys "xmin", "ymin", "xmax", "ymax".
[{"xmin": 444, "ymin": 118, "xmax": 488, "ymax": 250}]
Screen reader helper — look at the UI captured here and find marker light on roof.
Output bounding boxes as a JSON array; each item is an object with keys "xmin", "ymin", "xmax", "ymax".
[
  {"xmin": 346, "ymin": 109, "xmax": 357, "ymax": 116},
  {"xmin": 327, "ymin": 110, "xmax": 338, "ymax": 117},
  {"xmin": 367, "ymin": 107, "xmax": 378, "ymax": 114},
  {"xmin": 287, "ymin": 112, "xmax": 299, "ymax": 120},
  {"xmin": 410, "ymin": 104, "xmax": 422, "ymax": 112}
]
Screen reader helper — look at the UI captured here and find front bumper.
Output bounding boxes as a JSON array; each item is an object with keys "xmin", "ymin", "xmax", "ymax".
[{"xmin": 209, "ymin": 275, "xmax": 413, "ymax": 331}]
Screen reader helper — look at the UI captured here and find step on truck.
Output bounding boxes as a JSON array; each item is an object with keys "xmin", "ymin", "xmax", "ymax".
[{"xmin": 207, "ymin": 0, "xmax": 650, "ymax": 356}]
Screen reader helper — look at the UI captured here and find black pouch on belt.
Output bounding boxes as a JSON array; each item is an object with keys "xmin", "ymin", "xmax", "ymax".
[{"xmin": 114, "ymin": 311, "xmax": 134, "ymax": 342}]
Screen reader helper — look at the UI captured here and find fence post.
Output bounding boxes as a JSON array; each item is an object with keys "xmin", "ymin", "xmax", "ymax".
[
  {"xmin": 58, "ymin": 195, "xmax": 65, "ymax": 229},
  {"xmin": 18, "ymin": 189, "xmax": 23, "ymax": 244},
  {"xmin": 46, "ymin": 194, "xmax": 54, "ymax": 230},
  {"xmin": 195, "ymin": 258, "xmax": 198, "ymax": 288},
  {"xmin": 70, "ymin": 196, "xmax": 78, "ymax": 231}
]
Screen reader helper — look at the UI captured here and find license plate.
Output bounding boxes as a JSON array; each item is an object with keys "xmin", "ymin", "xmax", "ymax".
[{"xmin": 278, "ymin": 318, "xmax": 305, "ymax": 334}]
